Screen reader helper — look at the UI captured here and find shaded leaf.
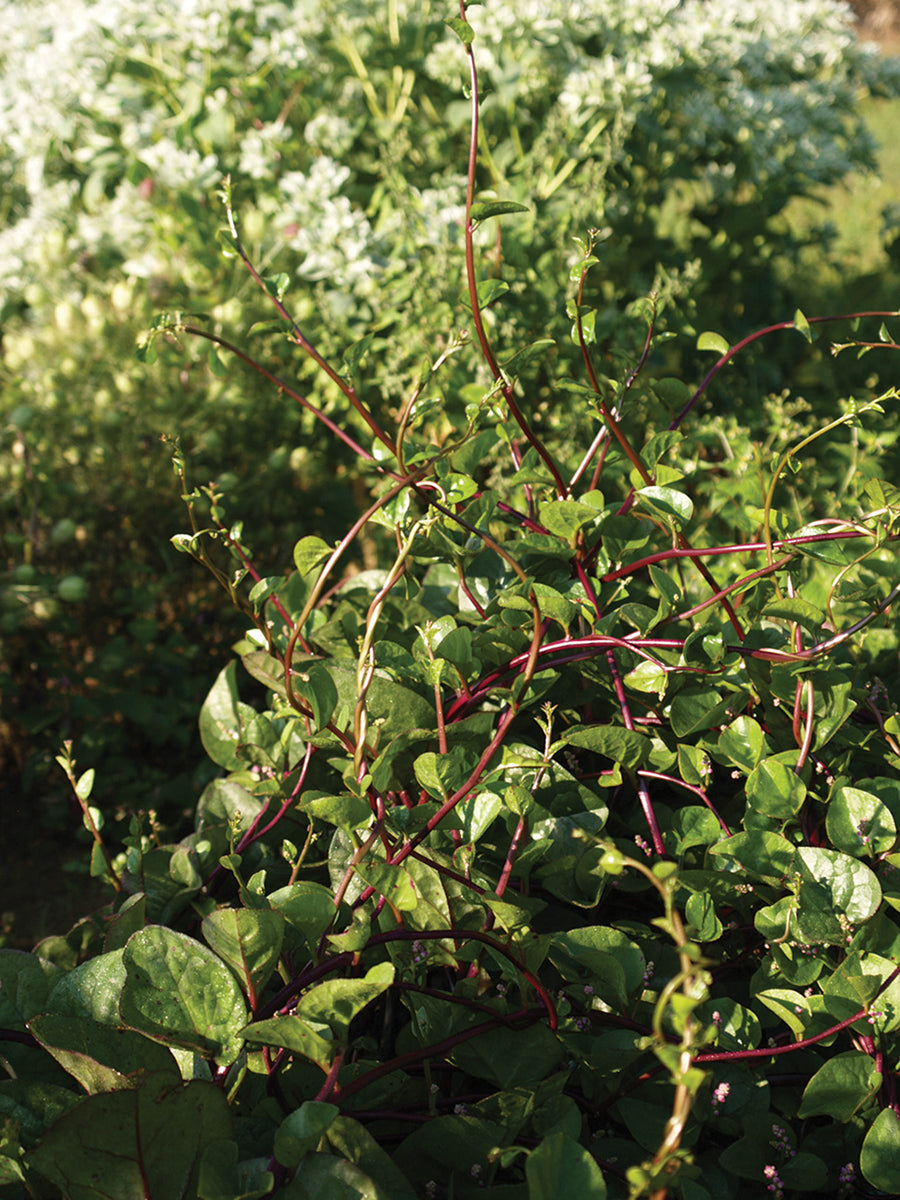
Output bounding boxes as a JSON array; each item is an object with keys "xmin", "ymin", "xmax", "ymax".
[
  {"xmin": 526, "ymin": 1132, "xmax": 607, "ymax": 1200},
  {"xmin": 28, "ymin": 1014, "xmax": 178, "ymax": 1094},
  {"xmin": 27, "ymin": 1072, "xmax": 232, "ymax": 1200}
]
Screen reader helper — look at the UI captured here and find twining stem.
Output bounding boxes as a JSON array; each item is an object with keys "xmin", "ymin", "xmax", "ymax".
[
  {"xmin": 220, "ymin": 181, "xmax": 396, "ymax": 457},
  {"xmin": 606, "ymin": 650, "xmax": 665, "ymax": 855},
  {"xmin": 56, "ymin": 743, "xmax": 123, "ymax": 892},
  {"xmin": 182, "ymin": 325, "xmax": 383, "ymax": 466},
  {"xmin": 669, "ymin": 311, "xmax": 900, "ymax": 431},
  {"xmin": 457, "ymin": 1, "xmax": 567, "ymax": 497}
]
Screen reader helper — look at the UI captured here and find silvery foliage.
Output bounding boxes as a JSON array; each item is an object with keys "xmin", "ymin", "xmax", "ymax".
[{"xmin": 0, "ymin": 0, "xmax": 896, "ymax": 321}]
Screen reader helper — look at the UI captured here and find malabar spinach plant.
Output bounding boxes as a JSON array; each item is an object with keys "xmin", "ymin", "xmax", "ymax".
[
  {"xmin": 4, "ymin": 5, "xmax": 900, "ymax": 1199},
  {"xmin": 4, "ymin": 0, "xmax": 899, "ymax": 823}
]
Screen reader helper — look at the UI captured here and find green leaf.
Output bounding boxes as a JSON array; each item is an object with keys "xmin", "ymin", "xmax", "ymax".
[
  {"xmin": 755, "ymin": 987, "xmax": 813, "ymax": 1041},
  {"xmin": 28, "ymin": 1014, "xmax": 179, "ymax": 1094},
  {"xmin": 262, "ymin": 272, "xmax": 290, "ymax": 302},
  {"xmin": 685, "ymin": 891, "xmax": 723, "ymax": 941},
  {"xmin": 242, "ymin": 1016, "xmax": 335, "ymax": 1071},
  {"xmin": 443, "ymin": 15, "xmax": 474, "ymax": 45},
  {"xmin": 199, "ymin": 663, "xmax": 259, "ymax": 772},
  {"xmin": 301, "ymin": 791, "xmax": 373, "ymax": 834},
  {"xmin": 392, "ymin": 1115, "xmax": 504, "ymax": 1189},
  {"xmin": 697, "ymin": 331, "xmax": 730, "ymax": 355},
  {"xmin": 274, "ymin": 1102, "xmax": 340, "ymax": 1170},
  {"xmin": 550, "ymin": 927, "xmax": 645, "ymax": 1007},
  {"xmin": 502, "ymin": 338, "xmax": 555, "ymax": 375},
  {"xmin": 293, "ymin": 535, "xmax": 333, "ymax": 577},
  {"xmin": 669, "ymin": 808, "xmax": 722, "ymax": 853},
  {"xmin": 636, "ymin": 485, "xmax": 693, "ymax": 524},
  {"xmin": 798, "ymin": 1051, "xmax": 881, "ymax": 1120},
  {"xmin": 625, "ymin": 659, "xmax": 668, "ymax": 697},
  {"xmin": 451, "ymin": 1022, "xmax": 563, "ymax": 1090},
  {"xmin": 746, "ymin": 754, "xmax": 807, "ymax": 818},
  {"xmin": 293, "ymin": 663, "xmax": 339, "ymax": 730},
  {"xmin": 0, "ymin": 952, "xmax": 63, "ymax": 1028},
  {"xmin": 457, "ymin": 791, "xmax": 503, "ymax": 842},
  {"xmin": 294, "ymin": 962, "xmax": 395, "ymax": 1040},
  {"xmin": 277, "ymin": 1152, "xmax": 388, "ymax": 1200},
  {"xmin": 207, "ymin": 345, "xmax": 229, "ymax": 378},
  {"xmin": 47, "ymin": 950, "xmax": 128, "ymax": 1026},
  {"xmin": 469, "ymin": 200, "xmax": 529, "ymax": 223},
  {"xmin": 325, "ymin": 1116, "xmax": 418, "ymax": 1200},
  {"xmin": 499, "ymin": 582, "xmax": 575, "ymax": 628},
  {"xmin": 196, "ymin": 1140, "xmax": 274, "ymax": 1200},
  {"xmin": 676, "ymin": 744, "xmax": 709, "ymax": 787},
  {"xmin": 795, "ymin": 846, "xmax": 882, "ymax": 932},
  {"xmin": 354, "ymin": 862, "xmax": 418, "ymax": 911},
  {"xmin": 526, "ymin": 1132, "xmax": 607, "ymax": 1199},
  {"xmin": 201, "ymin": 909, "xmax": 285, "ymax": 1004},
  {"xmin": 268, "ymin": 882, "xmax": 336, "ymax": 950},
  {"xmin": 413, "ymin": 748, "xmax": 471, "ymax": 801},
  {"xmin": 826, "ymin": 786, "xmax": 897, "ymax": 857},
  {"xmin": 473, "ymin": 278, "xmax": 509, "ymax": 307},
  {"xmin": 669, "ymin": 687, "xmax": 747, "ymax": 738},
  {"xmin": 861, "ymin": 1108, "xmax": 900, "ymax": 1193},
  {"xmin": 342, "ymin": 335, "xmax": 375, "ymax": 385},
  {"xmin": 240, "ymin": 650, "xmax": 286, "ymax": 697},
  {"xmin": 793, "ymin": 308, "xmax": 813, "ymax": 343},
  {"xmin": 321, "ymin": 663, "xmax": 435, "ymax": 742},
  {"xmin": 562, "ymin": 724, "xmax": 650, "ymax": 769},
  {"xmin": 196, "ymin": 779, "xmax": 265, "ymax": 834},
  {"xmin": 709, "ymin": 831, "xmax": 796, "ymax": 883},
  {"xmin": 27, "ymin": 1072, "xmax": 232, "ymax": 1200},
  {"xmin": 215, "ymin": 227, "xmax": 239, "ymax": 259},
  {"xmin": 539, "ymin": 500, "xmax": 602, "ymax": 540},
  {"xmin": 120, "ymin": 928, "xmax": 248, "ymax": 1066},
  {"xmin": 763, "ymin": 596, "xmax": 825, "ymax": 636},
  {"xmin": 718, "ymin": 716, "xmax": 766, "ymax": 772}
]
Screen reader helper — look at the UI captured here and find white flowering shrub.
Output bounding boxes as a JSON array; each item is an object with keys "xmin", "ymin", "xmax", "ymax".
[{"xmin": 1, "ymin": 0, "xmax": 898, "ymax": 811}]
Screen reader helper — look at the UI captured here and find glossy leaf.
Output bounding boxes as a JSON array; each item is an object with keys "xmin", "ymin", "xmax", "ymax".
[
  {"xmin": 120, "ymin": 928, "xmax": 248, "ymax": 1066},
  {"xmin": 861, "ymin": 1108, "xmax": 900, "ymax": 1192},
  {"xmin": 746, "ymin": 754, "xmax": 807, "ymax": 818},
  {"xmin": 798, "ymin": 1051, "xmax": 881, "ymax": 1120},
  {"xmin": 562, "ymin": 724, "xmax": 650, "ymax": 768},
  {"xmin": 278, "ymin": 1152, "xmax": 388, "ymax": 1200},
  {"xmin": 636, "ymin": 485, "xmax": 694, "ymax": 524},
  {"xmin": 354, "ymin": 862, "xmax": 418, "ymax": 911},
  {"xmin": 201, "ymin": 908, "xmax": 285, "ymax": 1004},
  {"xmin": 826, "ymin": 786, "xmax": 897, "ymax": 857},
  {"xmin": 199, "ymin": 663, "xmax": 259, "ymax": 772},
  {"xmin": 293, "ymin": 962, "xmax": 394, "ymax": 1040},
  {"xmin": 268, "ymin": 882, "xmax": 336, "ymax": 949},
  {"xmin": 242, "ymin": 1016, "xmax": 335, "ymax": 1071}
]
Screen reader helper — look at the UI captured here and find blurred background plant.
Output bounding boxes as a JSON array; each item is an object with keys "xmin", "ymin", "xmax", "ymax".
[{"xmin": 2, "ymin": 0, "xmax": 899, "ymax": 863}]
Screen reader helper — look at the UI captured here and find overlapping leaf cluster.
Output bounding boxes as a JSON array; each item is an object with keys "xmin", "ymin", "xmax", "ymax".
[
  {"xmin": 3, "ymin": 0, "xmax": 900, "ymax": 816},
  {"xmin": 4, "ymin": 4, "xmax": 900, "ymax": 1199}
]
